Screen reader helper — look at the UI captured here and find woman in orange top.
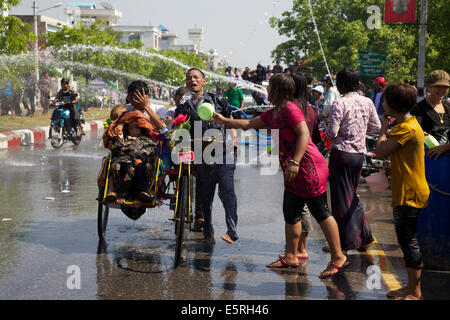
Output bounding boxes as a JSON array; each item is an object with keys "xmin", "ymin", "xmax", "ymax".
[{"xmin": 103, "ymin": 104, "xmax": 158, "ymax": 203}]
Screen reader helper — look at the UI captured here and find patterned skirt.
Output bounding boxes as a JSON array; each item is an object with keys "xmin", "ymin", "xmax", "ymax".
[{"xmin": 329, "ymin": 149, "xmax": 374, "ymax": 250}]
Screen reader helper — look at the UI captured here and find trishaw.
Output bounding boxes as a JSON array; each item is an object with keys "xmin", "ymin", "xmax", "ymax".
[{"xmin": 96, "ymin": 134, "xmax": 195, "ymax": 268}]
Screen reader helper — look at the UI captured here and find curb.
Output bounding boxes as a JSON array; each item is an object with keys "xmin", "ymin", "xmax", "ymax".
[{"xmin": 0, "ymin": 120, "xmax": 104, "ymax": 150}]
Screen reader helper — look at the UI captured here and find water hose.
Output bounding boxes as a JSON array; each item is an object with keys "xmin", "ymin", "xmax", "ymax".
[{"xmin": 230, "ymin": 105, "xmax": 272, "ymax": 145}]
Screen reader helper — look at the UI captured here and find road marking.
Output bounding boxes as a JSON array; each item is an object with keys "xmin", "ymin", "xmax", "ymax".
[{"xmin": 364, "ymin": 236, "xmax": 403, "ymax": 291}]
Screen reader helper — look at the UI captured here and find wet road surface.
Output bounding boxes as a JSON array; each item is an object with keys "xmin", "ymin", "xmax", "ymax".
[{"xmin": 0, "ymin": 131, "xmax": 448, "ymax": 300}]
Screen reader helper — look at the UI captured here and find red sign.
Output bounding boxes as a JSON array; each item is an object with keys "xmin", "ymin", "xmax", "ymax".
[
  {"xmin": 385, "ymin": 0, "xmax": 416, "ymax": 23},
  {"xmin": 177, "ymin": 151, "xmax": 194, "ymax": 163}
]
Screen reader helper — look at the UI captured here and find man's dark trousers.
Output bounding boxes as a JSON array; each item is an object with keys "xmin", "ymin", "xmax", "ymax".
[{"xmin": 196, "ymin": 162, "xmax": 238, "ymax": 241}]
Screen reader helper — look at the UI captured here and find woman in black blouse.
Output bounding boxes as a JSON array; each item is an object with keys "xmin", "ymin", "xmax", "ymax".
[{"xmin": 411, "ymin": 70, "xmax": 450, "ymax": 158}]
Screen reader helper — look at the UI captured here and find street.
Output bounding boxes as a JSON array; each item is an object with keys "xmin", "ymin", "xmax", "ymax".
[{"xmin": 0, "ymin": 131, "xmax": 448, "ymax": 300}]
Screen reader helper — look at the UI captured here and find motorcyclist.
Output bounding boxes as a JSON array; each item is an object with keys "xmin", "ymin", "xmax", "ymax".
[{"xmin": 51, "ymin": 78, "xmax": 80, "ymax": 137}]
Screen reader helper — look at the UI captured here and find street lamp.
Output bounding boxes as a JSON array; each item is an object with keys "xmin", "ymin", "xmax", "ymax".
[{"xmin": 32, "ymin": 1, "xmax": 63, "ymax": 82}]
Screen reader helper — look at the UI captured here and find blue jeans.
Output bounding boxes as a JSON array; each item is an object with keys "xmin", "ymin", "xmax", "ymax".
[{"xmin": 195, "ymin": 162, "xmax": 238, "ymax": 240}]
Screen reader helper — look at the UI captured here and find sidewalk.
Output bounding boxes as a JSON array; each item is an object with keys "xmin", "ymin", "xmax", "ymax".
[{"xmin": 0, "ymin": 120, "xmax": 104, "ymax": 149}]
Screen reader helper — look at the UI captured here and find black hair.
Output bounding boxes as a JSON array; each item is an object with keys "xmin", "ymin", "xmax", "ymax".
[
  {"xmin": 305, "ymin": 73, "xmax": 313, "ymax": 85},
  {"xmin": 127, "ymin": 80, "xmax": 149, "ymax": 95},
  {"xmin": 186, "ymin": 68, "xmax": 205, "ymax": 79},
  {"xmin": 336, "ymin": 68, "xmax": 359, "ymax": 94},
  {"xmin": 175, "ymin": 86, "xmax": 190, "ymax": 97},
  {"xmin": 323, "ymin": 75, "xmax": 332, "ymax": 84},
  {"xmin": 384, "ymin": 83, "xmax": 417, "ymax": 113},
  {"xmin": 291, "ymin": 72, "xmax": 308, "ymax": 115},
  {"xmin": 61, "ymin": 78, "xmax": 70, "ymax": 85},
  {"xmin": 268, "ymin": 73, "xmax": 296, "ymax": 109}
]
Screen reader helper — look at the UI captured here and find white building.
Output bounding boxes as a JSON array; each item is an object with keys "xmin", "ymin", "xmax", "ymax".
[
  {"xmin": 65, "ymin": 1, "xmax": 122, "ymax": 26},
  {"xmin": 158, "ymin": 25, "xmax": 178, "ymax": 50},
  {"xmin": 112, "ymin": 24, "xmax": 199, "ymax": 54},
  {"xmin": 199, "ymin": 49, "xmax": 227, "ymax": 71},
  {"xmin": 112, "ymin": 25, "xmax": 162, "ymax": 50},
  {"xmin": 187, "ymin": 27, "xmax": 204, "ymax": 49},
  {"xmin": 62, "ymin": 3, "xmax": 227, "ymax": 70}
]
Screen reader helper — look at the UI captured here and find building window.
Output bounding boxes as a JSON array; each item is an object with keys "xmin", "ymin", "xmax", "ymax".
[{"xmin": 129, "ymin": 33, "xmax": 141, "ymax": 42}]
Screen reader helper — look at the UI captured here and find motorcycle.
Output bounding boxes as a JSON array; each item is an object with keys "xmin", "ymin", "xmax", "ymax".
[
  {"xmin": 361, "ymin": 134, "xmax": 390, "ymax": 177},
  {"xmin": 49, "ymin": 100, "xmax": 84, "ymax": 149},
  {"xmin": 318, "ymin": 129, "xmax": 390, "ymax": 176}
]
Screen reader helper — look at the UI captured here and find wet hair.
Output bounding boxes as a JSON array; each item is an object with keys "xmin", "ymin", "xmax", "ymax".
[
  {"xmin": 186, "ymin": 68, "xmax": 205, "ymax": 79},
  {"xmin": 127, "ymin": 80, "xmax": 149, "ymax": 96},
  {"xmin": 291, "ymin": 72, "xmax": 308, "ymax": 115},
  {"xmin": 268, "ymin": 73, "xmax": 295, "ymax": 108},
  {"xmin": 383, "ymin": 83, "xmax": 417, "ymax": 113},
  {"xmin": 175, "ymin": 86, "xmax": 190, "ymax": 98},
  {"xmin": 336, "ymin": 68, "xmax": 359, "ymax": 94},
  {"xmin": 61, "ymin": 78, "xmax": 70, "ymax": 85},
  {"xmin": 110, "ymin": 104, "xmax": 128, "ymax": 120}
]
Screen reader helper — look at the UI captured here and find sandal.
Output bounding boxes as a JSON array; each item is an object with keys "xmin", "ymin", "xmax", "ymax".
[
  {"xmin": 266, "ymin": 256, "xmax": 300, "ymax": 269},
  {"xmin": 319, "ymin": 260, "xmax": 351, "ymax": 279}
]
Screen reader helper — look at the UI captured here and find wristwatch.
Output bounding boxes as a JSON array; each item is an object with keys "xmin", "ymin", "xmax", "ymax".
[{"xmin": 288, "ymin": 159, "xmax": 300, "ymax": 167}]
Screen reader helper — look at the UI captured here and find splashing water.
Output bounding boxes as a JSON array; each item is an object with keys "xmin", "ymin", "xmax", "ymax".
[
  {"xmin": 45, "ymin": 59, "xmax": 178, "ymax": 90},
  {"xmin": 48, "ymin": 45, "xmax": 268, "ymax": 94}
]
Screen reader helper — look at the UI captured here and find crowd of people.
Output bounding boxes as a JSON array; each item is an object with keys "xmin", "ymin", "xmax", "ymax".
[
  {"xmin": 101, "ymin": 64, "xmax": 448, "ymax": 300},
  {"xmin": 224, "ymin": 59, "xmax": 313, "ymax": 85},
  {"xmin": 4, "ymin": 58, "xmax": 448, "ymax": 300}
]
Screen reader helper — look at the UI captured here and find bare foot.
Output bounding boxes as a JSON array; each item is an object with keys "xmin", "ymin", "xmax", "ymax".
[
  {"xmin": 322, "ymin": 246, "xmax": 347, "ymax": 254},
  {"xmin": 387, "ymin": 287, "xmax": 408, "ymax": 298},
  {"xmin": 392, "ymin": 293, "xmax": 423, "ymax": 300},
  {"xmin": 297, "ymin": 250, "xmax": 309, "ymax": 259},
  {"xmin": 279, "ymin": 251, "xmax": 309, "ymax": 259},
  {"xmin": 221, "ymin": 234, "xmax": 234, "ymax": 244}
]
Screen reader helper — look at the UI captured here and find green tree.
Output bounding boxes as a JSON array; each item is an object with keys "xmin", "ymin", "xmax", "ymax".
[
  {"xmin": 0, "ymin": 0, "xmax": 35, "ymax": 55},
  {"xmin": 45, "ymin": 21, "xmax": 209, "ymax": 88},
  {"xmin": 425, "ymin": 0, "xmax": 450, "ymax": 75},
  {"xmin": 270, "ymin": 0, "xmax": 448, "ymax": 85}
]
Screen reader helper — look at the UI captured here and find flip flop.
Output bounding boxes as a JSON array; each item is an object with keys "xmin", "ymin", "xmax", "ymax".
[
  {"xmin": 319, "ymin": 260, "xmax": 351, "ymax": 279},
  {"xmin": 266, "ymin": 256, "xmax": 300, "ymax": 269}
]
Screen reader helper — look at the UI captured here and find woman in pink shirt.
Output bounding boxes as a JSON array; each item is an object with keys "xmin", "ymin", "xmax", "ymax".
[
  {"xmin": 212, "ymin": 73, "xmax": 348, "ymax": 279},
  {"xmin": 325, "ymin": 68, "xmax": 381, "ymax": 252}
]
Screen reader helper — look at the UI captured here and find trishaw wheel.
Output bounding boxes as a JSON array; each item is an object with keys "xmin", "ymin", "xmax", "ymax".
[
  {"xmin": 97, "ymin": 191, "xmax": 109, "ymax": 241},
  {"xmin": 174, "ymin": 175, "xmax": 188, "ymax": 268}
]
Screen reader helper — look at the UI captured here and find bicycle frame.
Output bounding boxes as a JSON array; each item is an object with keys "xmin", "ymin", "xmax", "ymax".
[{"xmin": 173, "ymin": 152, "xmax": 193, "ymax": 222}]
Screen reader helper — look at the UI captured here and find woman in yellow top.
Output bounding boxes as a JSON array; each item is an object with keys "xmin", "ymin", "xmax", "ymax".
[{"xmin": 376, "ymin": 83, "xmax": 430, "ymax": 300}]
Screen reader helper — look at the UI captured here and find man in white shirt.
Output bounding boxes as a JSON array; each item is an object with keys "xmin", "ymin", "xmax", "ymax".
[{"xmin": 318, "ymin": 75, "xmax": 339, "ymax": 121}]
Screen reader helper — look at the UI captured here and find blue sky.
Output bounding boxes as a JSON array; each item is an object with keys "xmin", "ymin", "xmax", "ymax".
[{"xmin": 11, "ymin": 0, "xmax": 293, "ymax": 70}]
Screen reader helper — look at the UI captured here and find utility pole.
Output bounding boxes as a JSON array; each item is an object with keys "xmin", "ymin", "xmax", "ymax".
[
  {"xmin": 417, "ymin": 0, "xmax": 428, "ymax": 100},
  {"xmin": 33, "ymin": 1, "xmax": 39, "ymax": 83}
]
